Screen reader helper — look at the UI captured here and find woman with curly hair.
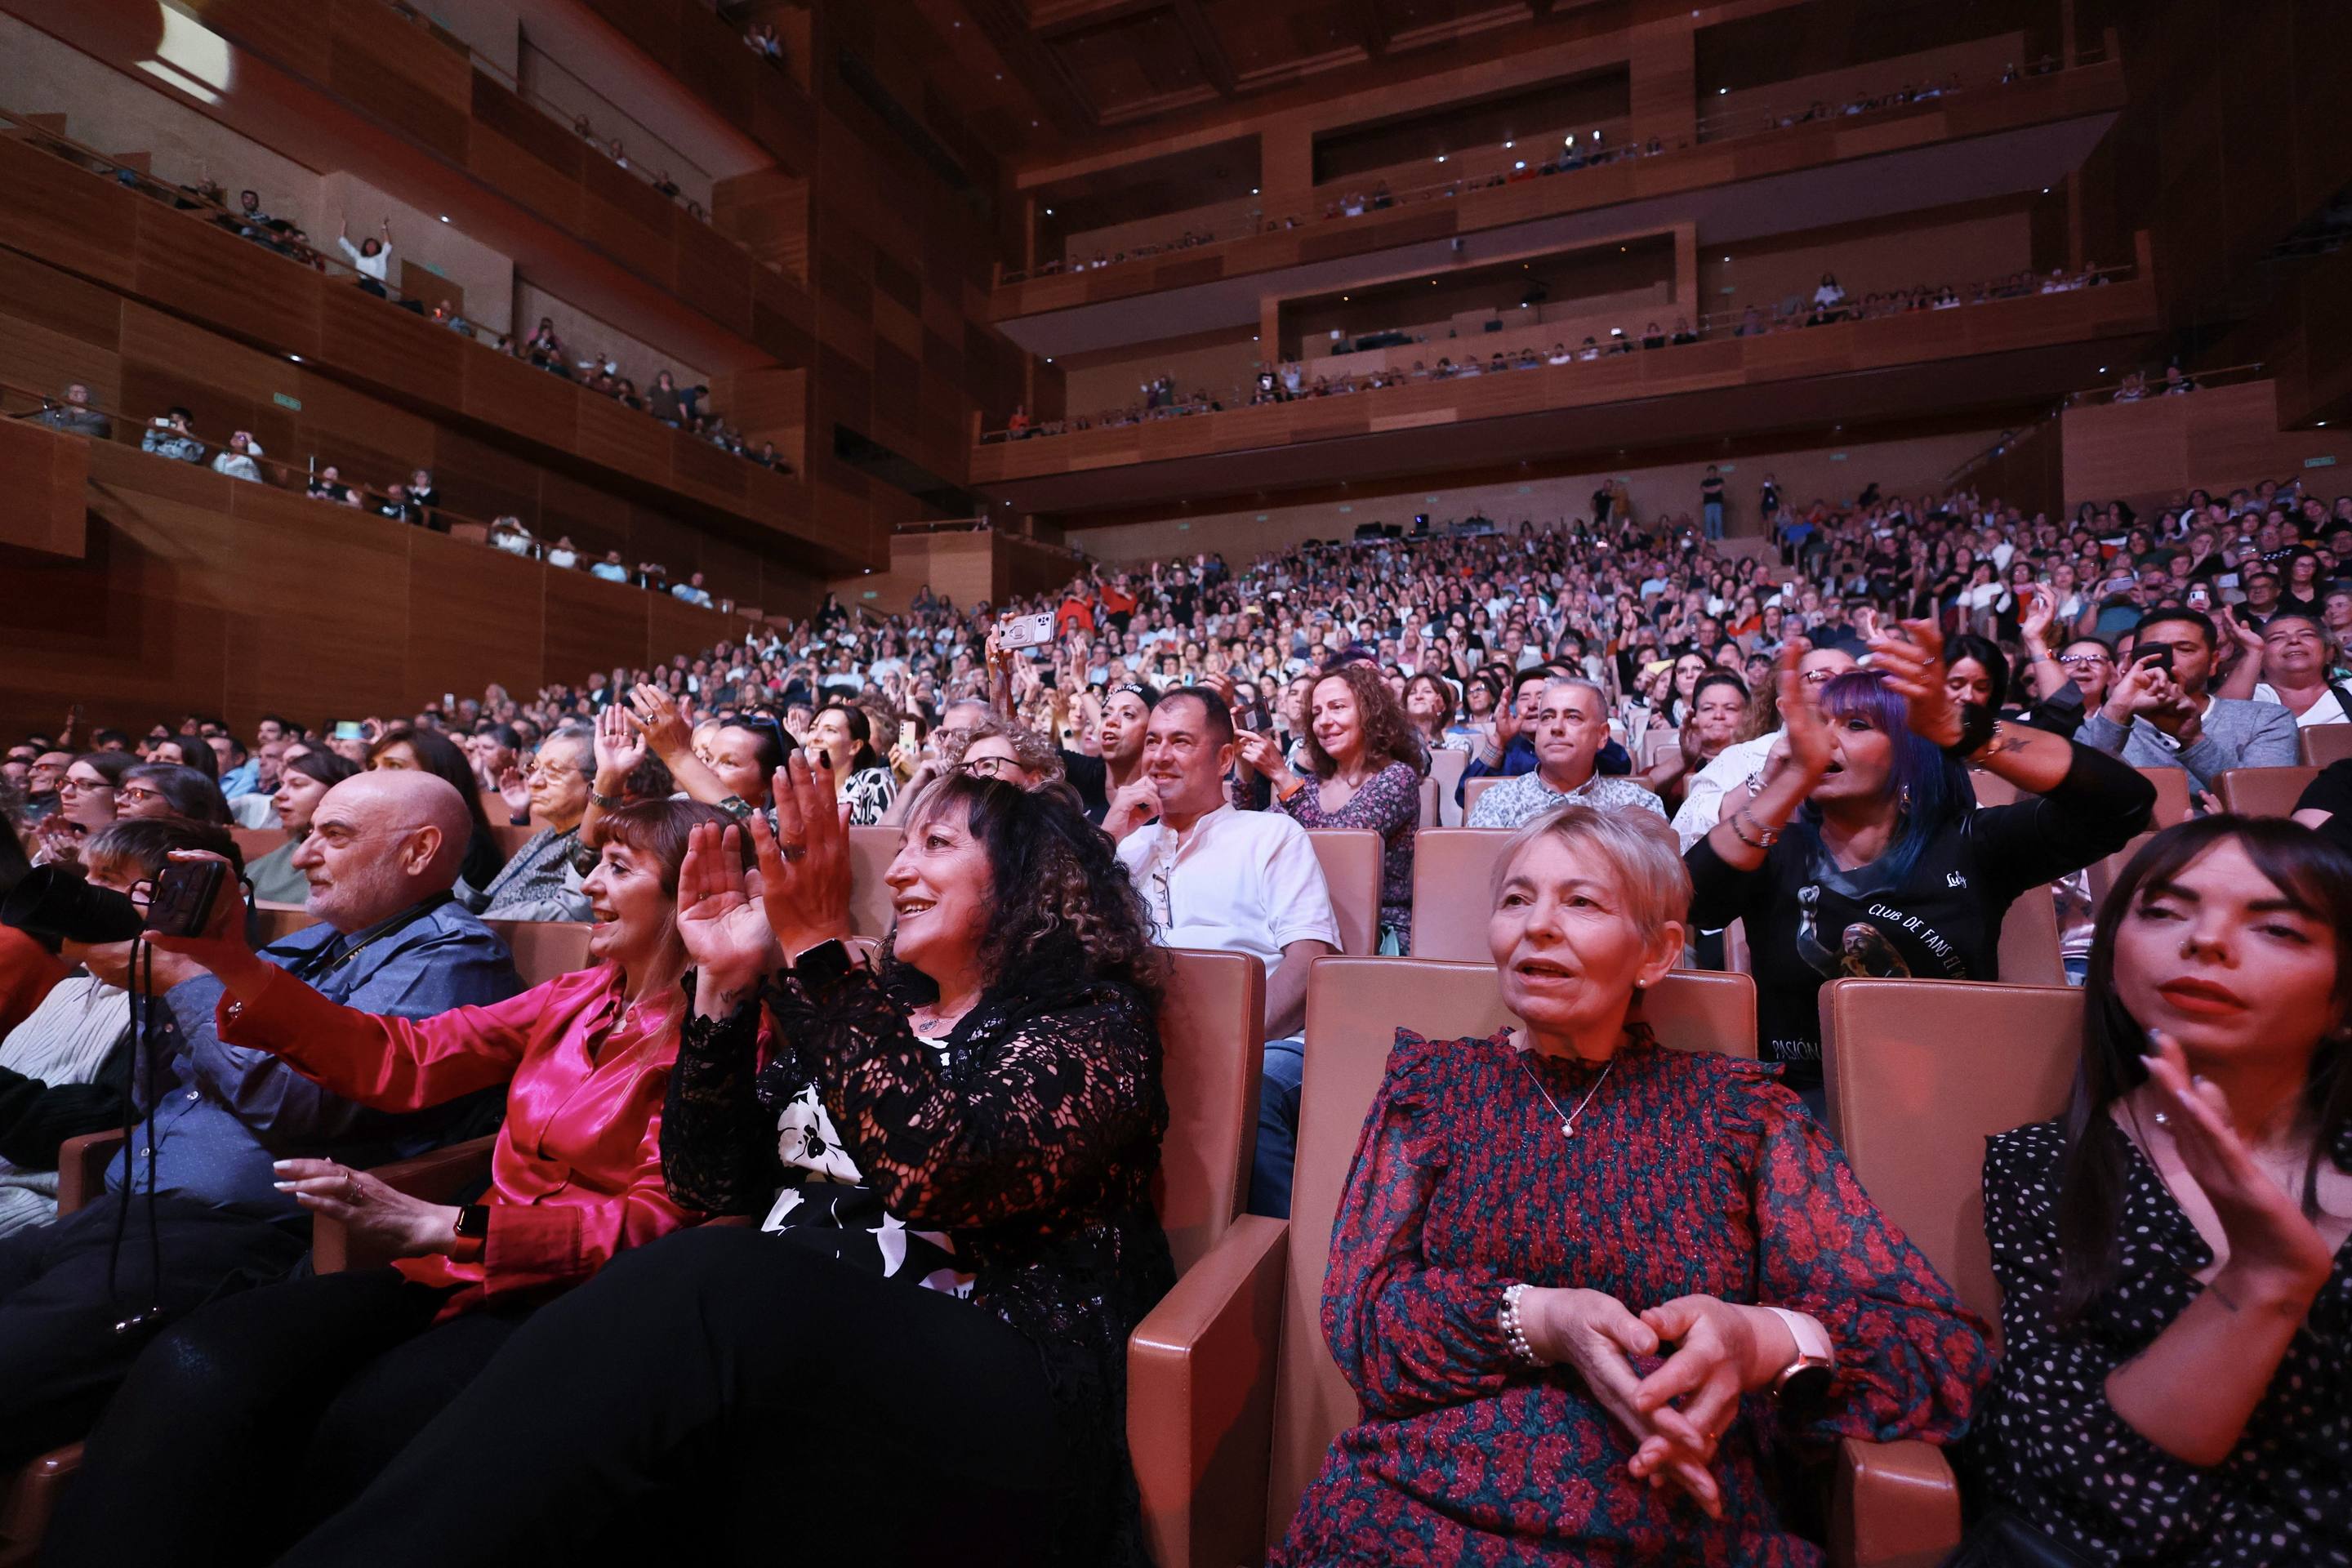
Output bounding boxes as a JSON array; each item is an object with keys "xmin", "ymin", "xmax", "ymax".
[
  {"xmin": 275, "ymin": 758, "xmax": 1175, "ymax": 1568},
  {"xmin": 1237, "ymin": 660, "xmax": 1427, "ymax": 952},
  {"xmin": 883, "ymin": 714, "xmax": 1066, "ymax": 825}
]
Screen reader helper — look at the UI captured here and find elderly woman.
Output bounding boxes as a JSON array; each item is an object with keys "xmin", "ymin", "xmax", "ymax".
[
  {"xmin": 1277, "ymin": 804, "xmax": 1992, "ymax": 1563},
  {"xmin": 50, "ymin": 800, "xmax": 743, "ymax": 1566},
  {"xmin": 247, "ymin": 750, "xmax": 361, "ymax": 903},
  {"xmin": 1239, "ymin": 661, "xmax": 1425, "ymax": 952},
  {"xmin": 469, "ymin": 724, "xmax": 595, "ymax": 922},
  {"xmin": 1972, "ymin": 817, "xmax": 2352, "ymax": 1565},
  {"xmin": 884, "ymin": 713, "xmax": 1065, "ymax": 823},
  {"xmin": 1690, "ymin": 627, "xmax": 2154, "ymax": 1107},
  {"xmin": 266, "ymin": 760, "xmax": 1174, "ymax": 1567}
]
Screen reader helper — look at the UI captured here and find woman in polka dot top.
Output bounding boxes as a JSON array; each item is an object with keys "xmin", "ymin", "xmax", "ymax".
[{"xmin": 1975, "ymin": 816, "xmax": 2352, "ymax": 1565}]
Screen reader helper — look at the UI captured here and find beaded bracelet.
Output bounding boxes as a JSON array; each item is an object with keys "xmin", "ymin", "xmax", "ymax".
[{"xmin": 1499, "ymin": 1282, "xmax": 1544, "ymax": 1366}]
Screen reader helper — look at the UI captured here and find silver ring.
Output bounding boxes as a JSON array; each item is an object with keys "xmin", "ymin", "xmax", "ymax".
[
  {"xmin": 343, "ymin": 1174, "xmax": 361, "ymax": 1205},
  {"xmin": 2151, "ymin": 1111, "xmax": 2169, "ymax": 1127}
]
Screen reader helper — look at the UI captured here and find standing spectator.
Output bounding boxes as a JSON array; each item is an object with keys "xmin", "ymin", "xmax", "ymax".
[
  {"xmin": 1118, "ymin": 688, "xmax": 1339, "ymax": 1218},
  {"xmin": 1699, "ymin": 463, "xmax": 1726, "ymax": 540},
  {"xmin": 1468, "ymin": 678, "xmax": 1664, "ymax": 827},
  {"xmin": 336, "ymin": 218, "xmax": 394, "ymax": 297},
  {"xmin": 35, "ymin": 382, "xmax": 110, "ymax": 439}
]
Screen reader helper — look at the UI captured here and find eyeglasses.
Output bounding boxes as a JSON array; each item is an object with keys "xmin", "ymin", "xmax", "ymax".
[
  {"xmin": 57, "ymin": 777, "xmax": 114, "ymax": 796},
  {"xmin": 118, "ymin": 786, "xmax": 167, "ymax": 807},
  {"xmin": 2056, "ymin": 653, "xmax": 2112, "ymax": 666},
  {"xmin": 955, "ymin": 755, "xmax": 1019, "ymax": 779}
]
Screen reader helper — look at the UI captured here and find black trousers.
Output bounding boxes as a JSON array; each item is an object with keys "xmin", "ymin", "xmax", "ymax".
[
  {"xmin": 0, "ymin": 1196, "xmax": 306, "ymax": 1468},
  {"xmin": 277, "ymin": 1226, "xmax": 1077, "ymax": 1568},
  {"xmin": 45, "ymin": 1267, "xmax": 528, "ymax": 1568}
]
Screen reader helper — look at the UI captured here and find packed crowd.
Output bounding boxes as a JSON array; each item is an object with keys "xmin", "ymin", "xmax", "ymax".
[
  {"xmin": 2, "ymin": 461, "xmax": 2349, "ymax": 1566},
  {"xmin": 987, "ymin": 261, "xmax": 2124, "ymax": 442}
]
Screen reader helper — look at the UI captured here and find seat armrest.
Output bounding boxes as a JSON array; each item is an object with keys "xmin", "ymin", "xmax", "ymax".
[
  {"xmin": 312, "ymin": 1135, "xmax": 498, "ymax": 1276},
  {"xmin": 0, "ymin": 1441, "xmax": 84, "ymax": 1560},
  {"xmin": 1830, "ymin": 1436, "xmax": 1962, "ymax": 1568},
  {"xmin": 56, "ymin": 1132, "xmax": 124, "ymax": 1217},
  {"xmin": 1127, "ymin": 1214, "xmax": 1288, "ymax": 1568}
]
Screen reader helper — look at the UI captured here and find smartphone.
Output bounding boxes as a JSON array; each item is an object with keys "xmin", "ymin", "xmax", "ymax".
[
  {"xmin": 2140, "ymin": 645, "xmax": 2175, "ymax": 675},
  {"xmin": 145, "ymin": 858, "xmax": 225, "ymax": 939},
  {"xmin": 2185, "ymin": 585, "xmax": 2212, "ymax": 610},
  {"xmin": 1000, "ymin": 612, "xmax": 1054, "ymax": 649},
  {"xmin": 332, "ymin": 721, "xmax": 366, "ymax": 741}
]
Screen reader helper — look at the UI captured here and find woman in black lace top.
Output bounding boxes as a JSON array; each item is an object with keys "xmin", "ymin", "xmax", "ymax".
[
  {"xmin": 1971, "ymin": 817, "xmax": 2352, "ymax": 1566},
  {"xmin": 275, "ymin": 758, "xmax": 1175, "ymax": 1568}
]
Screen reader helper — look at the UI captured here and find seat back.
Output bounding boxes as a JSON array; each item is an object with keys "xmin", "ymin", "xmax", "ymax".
[
  {"xmin": 2216, "ymin": 764, "xmax": 2318, "ymax": 819},
  {"xmin": 2087, "ymin": 766, "xmax": 2192, "ymax": 908},
  {"xmin": 229, "ymin": 826, "xmax": 286, "ymax": 865},
  {"xmin": 1306, "ymin": 829, "xmax": 1383, "ymax": 956},
  {"xmin": 1405, "ymin": 827, "xmax": 1512, "ymax": 961},
  {"xmin": 251, "ymin": 899, "xmax": 317, "ymax": 946},
  {"xmin": 488, "ymin": 822, "xmax": 537, "ymax": 862},
  {"xmin": 1416, "ymin": 775, "xmax": 1439, "ymax": 830},
  {"xmin": 2305, "ymin": 724, "xmax": 2352, "ymax": 768},
  {"xmin": 846, "ymin": 823, "xmax": 900, "ymax": 939},
  {"xmin": 1429, "ymin": 749, "xmax": 1468, "ymax": 826},
  {"xmin": 1153, "ymin": 949, "xmax": 1267, "ymax": 1276},
  {"xmin": 1461, "ymin": 775, "xmax": 1502, "ymax": 819},
  {"xmin": 484, "ymin": 920, "xmax": 595, "ymax": 987},
  {"xmin": 1996, "ymin": 884, "xmax": 2064, "ymax": 985},
  {"xmin": 1820, "ymin": 978, "xmax": 2080, "ymax": 1338},
  {"xmin": 1268, "ymin": 958, "xmax": 1757, "ymax": 1544}
]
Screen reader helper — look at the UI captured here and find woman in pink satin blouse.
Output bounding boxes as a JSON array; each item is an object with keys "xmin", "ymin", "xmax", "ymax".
[{"xmin": 48, "ymin": 798, "xmax": 750, "ymax": 1568}]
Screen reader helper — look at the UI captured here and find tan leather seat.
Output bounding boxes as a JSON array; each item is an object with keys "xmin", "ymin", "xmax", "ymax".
[
  {"xmin": 846, "ymin": 823, "xmax": 900, "ymax": 939},
  {"xmin": 1406, "ymin": 827, "xmax": 1512, "ymax": 962},
  {"xmin": 1416, "ymin": 774, "xmax": 1439, "ymax": 830},
  {"xmin": 1996, "ymin": 884, "xmax": 2064, "ymax": 985},
  {"xmin": 2087, "ymin": 767, "xmax": 2190, "ymax": 908},
  {"xmin": 483, "ymin": 920, "xmax": 595, "ymax": 988},
  {"xmin": 488, "ymin": 822, "xmax": 537, "ymax": 862},
  {"xmin": 229, "ymin": 826, "xmax": 286, "ymax": 865},
  {"xmin": 1818, "ymin": 977, "xmax": 2084, "ymax": 1566},
  {"xmin": 251, "ymin": 900, "xmax": 317, "ymax": 947},
  {"xmin": 1305, "ymin": 829, "xmax": 1382, "ymax": 956},
  {"xmin": 1430, "ymin": 750, "xmax": 1468, "ymax": 826},
  {"xmin": 1460, "ymin": 775, "xmax": 1502, "ymax": 820},
  {"xmin": 2216, "ymin": 764, "xmax": 2318, "ymax": 819},
  {"xmin": 2305, "ymin": 724, "xmax": 2352, "ymax": 768},
  {"xmin": 1128, "ymin": 950, "xmax": 1278, "ymax": 1568}
]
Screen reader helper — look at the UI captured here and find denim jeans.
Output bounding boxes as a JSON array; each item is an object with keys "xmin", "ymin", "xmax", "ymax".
[
  {"xmin": 1248, "ymin": 1036, "xmax": 1306, "ymax": 1219},
  {"xmin": 1704, "ymin": 500, "xmax": 1725, "ymax": 539}
]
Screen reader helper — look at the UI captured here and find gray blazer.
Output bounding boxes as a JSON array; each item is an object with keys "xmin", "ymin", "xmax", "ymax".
[{"xmin": 2076, "ymin": 697, "xmax": 2301, "ymax": 792}]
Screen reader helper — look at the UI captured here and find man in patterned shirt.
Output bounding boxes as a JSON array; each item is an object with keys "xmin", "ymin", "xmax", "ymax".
[{"xmin": 1468, "ymin": 676, "xmax": 1667, "ymax": 828}]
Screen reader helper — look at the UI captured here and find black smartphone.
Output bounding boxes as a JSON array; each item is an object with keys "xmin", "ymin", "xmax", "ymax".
[
  {"xmin": 145, "ymin": 859, "xmax": 225, "ymax": 939},
  {"xmin": 2140, "ymin": 645, "xmax": 2175, "ymax": 675}
]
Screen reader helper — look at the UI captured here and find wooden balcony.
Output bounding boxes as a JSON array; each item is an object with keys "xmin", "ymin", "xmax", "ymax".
[
  {"xmin": 987, "ymin": 59, "xmax": 2125, "ymax": 330},
  {"xmin": 0, "ymin": 131, "xmax": 865, "ymax": 568},
  {"xmin": 973, "ymin": 257, "xmax": 2162, "ymax": 514}
]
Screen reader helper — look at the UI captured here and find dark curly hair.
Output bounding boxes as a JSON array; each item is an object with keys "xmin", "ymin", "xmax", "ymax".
[
  {"xmin": 1300, "ymin": 660, "xmax": 1426, "ymax": 779},
  {"xmin": 884, "ymin": 773, "xmax": 1162, "ymax": 1013}
]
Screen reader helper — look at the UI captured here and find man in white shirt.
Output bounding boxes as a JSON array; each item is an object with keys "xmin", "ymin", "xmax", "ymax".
[{"xmin": 1116, "ymin": 688, "xmax": 1339, "ymax": 1218}]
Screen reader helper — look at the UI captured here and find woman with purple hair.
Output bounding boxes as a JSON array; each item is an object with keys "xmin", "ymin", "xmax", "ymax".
[{"xmin": 1686, "ymin": 623, "xmax": 2154, "ymax": 1114}]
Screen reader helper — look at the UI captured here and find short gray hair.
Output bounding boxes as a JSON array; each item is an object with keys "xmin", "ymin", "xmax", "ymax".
[
  {"xmin": 1541, "ymin": 675, "xmax": 1610, "ymax": 714},
  {"xmin": 1491, "ymin": 803, "xmax": 1691, "ymax": 948}
]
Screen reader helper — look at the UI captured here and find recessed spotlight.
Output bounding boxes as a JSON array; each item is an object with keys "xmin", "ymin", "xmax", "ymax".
[
  {"xmin": 288, "ymin": 354, "xmax": 302, "ymax": 363},
  {"xmin": 1718, "ymin": 87, "xmax": 1728, "ymax": 95},
  {"xmin": 2042, "ymin": 186, "xmax": 2051, "ymax": 194},
  {"xmin": 1045, "ymin": 207, "xmax": 1054, "ymax": 214},
  {"xmin": 2098, "ymin": 366, "xmax": 2107, "ymax": 373},
  {"xmin": 1250, "ymin": 186, "xmax": 1258, "ymax": 194},
  {"xmin": 1513, "ymin": 160, "xmax": 1525, "ymax": 170},
  {"xmin": 2321, "ymin": 420, "xmax": 2332, "ymax": 428},
  {"xmin": 1436, "ymin": 154, "xmax": 1446, "ymax": 163},
  {"xmin": 1503, "ymin": 140, "xmax": 1513, "ymax": 149}
]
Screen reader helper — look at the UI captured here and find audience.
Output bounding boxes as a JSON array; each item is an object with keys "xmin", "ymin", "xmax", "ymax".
[
  {"xmin": 467, "ymin": 724, "xmax": 594, "ymax": 922},
  {"xmin": 0, "ymin": 771, "xmax": 520, "ymax": 1468},
  {"xmin": 248, "ymin": 748, "xmax": 360, "ymax": 902},
  {"xmin": 1469, "ymin": 676, "xmax": 1665, "ymax": 826},
  {"xmin": 33, "ymin": 382, "xmax": 110, "ymax": 439},
  {"xmin": 2079, "ymin": 608, "xmax": 2301, "ymax": 793},
  {"xmin": 1276, "ymin": 805, "xmax": 1990, "ymax": 1562},
  {"xmin": 265, "ymin": 764, "xmax": 1174, "ymax": 1566}
]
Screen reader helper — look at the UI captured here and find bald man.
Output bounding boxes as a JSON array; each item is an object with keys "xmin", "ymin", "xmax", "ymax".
[{"xmin": 0, "ymin": 769, "xmax": 522, "ymax": 1467}]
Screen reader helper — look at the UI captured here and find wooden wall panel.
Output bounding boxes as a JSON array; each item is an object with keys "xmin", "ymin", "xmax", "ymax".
[
  {"xmin": 543, "ymin": 565, "xmax": 656, "ymax": 688},
  {"xmin": 316, "ymin": 284, "xmax": 470, "ymax": 409},
  {"xmin": 2060, "ymin": 379, "xmax": 2345, "ymax": 514},
  {"xmin": 323, "ymin": 13, "xmax": 472, "ymax": 164},
  {"xmin": 221, "ymin": 482, "xmax": 415, "ymax": 724},
  {"xmin": 0, "ymin": 419, "xmax": 89, "ymax": 556},
  {"xmin": 0, "ymin": 134, "xmax": 140, "ymax": 294},
  {"xmin": 403, "ymin": 528, "xmax": 546, "ymax": 705}
]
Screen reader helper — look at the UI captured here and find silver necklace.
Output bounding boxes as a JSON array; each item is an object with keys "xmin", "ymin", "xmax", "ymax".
[{"xmin": 1517, "ymin": 1049, "xmax": 1615, "ymax": 1139}]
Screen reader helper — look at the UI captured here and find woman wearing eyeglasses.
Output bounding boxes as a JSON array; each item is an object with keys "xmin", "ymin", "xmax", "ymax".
[
  {"xmin": 884, "ymin": 716, "xmax": 1064, "ymax": 824},
  {"xmin": 29, "ymin": 753, "xmax": 134, "ymax": 866},
  {"xmin": 2016, "ymin": 585, "xmax": 2117, "ymax": 739},
  {"xmin": 470, "ymin": 724, "xmax": 595, "ymax": 923}
]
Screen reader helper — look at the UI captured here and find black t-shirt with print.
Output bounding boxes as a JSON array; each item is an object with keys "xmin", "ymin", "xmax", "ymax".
[
  {"xmin": 2296, "ymin": 760, "xmax": 2352, "ymax": 856},
  {"xmin": 1687, "ymin": 747, "xmax": 2153, "ymax": 1089}
]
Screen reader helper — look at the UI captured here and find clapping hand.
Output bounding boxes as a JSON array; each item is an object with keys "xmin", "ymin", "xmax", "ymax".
[
  {"xmin": 593, "ymin": 702, "xmax": 646, "ymax": 780},
  {"xmin": 496, "ymin": 765, "xmax": 532, "ymax": 821},
  {"xmin": 750, "ymin": 753, "xmax": 853, "ymax": 960},
  {"xmin": 1867, "ymin": 617, "xmax": 1963, "ymax": 748},
  {"xmin": 2020, "ymin": 584, "xmax": 2059, "ymax": 646},
  {"xmin": 1772, "ymin": 639, "xmax": 1834, "ymax": 783},
  {"xmin": 625, "ymin": 684, "xmax": 693, "ymax": 761},
  {"xmin": 675, "ymin": 821, "xmax": 780, "ymax": 1009}
]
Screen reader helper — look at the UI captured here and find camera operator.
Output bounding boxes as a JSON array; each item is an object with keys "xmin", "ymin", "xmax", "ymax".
[{"xmin": 0, "ymin": 769, "xmax": 521, "ymax": 1466}]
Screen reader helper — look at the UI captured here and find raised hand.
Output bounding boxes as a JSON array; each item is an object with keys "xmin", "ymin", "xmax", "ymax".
[
  {"xmin": 625, "ymin": 684, "xmax": 693, "ymax": 762},
  {"xmin": 2140, "ymin": 1028, "xmax": 2334, "ymax": 1297},
  {"xmin": 1233, "ymin": 727, "xmax": 1290, "ymax": 781},
  {"xmin": 497, "ymin": 765, "xmax": 532, "ymax": 821},
  {"xmin": 593, "ymin": 702, "xmax": 646, "ymax": 780},
  {"xmin": 752, "ymin": 753, "xmax": 853, "ymax": 960},
  {"xmin": 1868, "ymin": 617, "xmax": 1963, "ymax": 748},
  {"xmin": 2020, "ymin": 584, "xmax": 2058, "ymax": 647},
  {"xmin": 675, "ymin": 821, "xmax": 779, "ymax": 1005},
  {"xmin": 1774, "ymin": 640, "xmax": 1835, "ymax": 781}
]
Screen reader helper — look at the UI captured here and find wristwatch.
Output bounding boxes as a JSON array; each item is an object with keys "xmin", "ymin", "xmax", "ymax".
[
  {"xmin": 1762, "ymin": 1306, "xmax": 1835, "ymax": 1405},
  {"xmin": 454, "ymin": 1203, "xmax": 491, "ymax": 1242}
]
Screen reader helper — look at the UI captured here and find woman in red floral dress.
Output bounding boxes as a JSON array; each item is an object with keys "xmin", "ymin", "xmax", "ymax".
[{"xmin": 1276, "ymin": 804, "xmax": 1993, "ymax": 1565}]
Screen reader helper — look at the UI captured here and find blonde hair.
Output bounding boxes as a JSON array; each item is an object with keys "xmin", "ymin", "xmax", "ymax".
[{"xmin": 1491, "ymin": 803, "xmax": 1691, "ymax": 947}]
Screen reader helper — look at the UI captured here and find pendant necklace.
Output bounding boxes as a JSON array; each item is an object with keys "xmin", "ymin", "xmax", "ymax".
[{"xmin": 1517, "ymin": 1049, "xmax": 1614, "ymax": 1139}]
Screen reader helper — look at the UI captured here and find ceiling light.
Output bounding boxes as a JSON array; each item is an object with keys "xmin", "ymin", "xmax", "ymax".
[
  {"xmin": 1503, "ymin": 140, "xmax": 1513, "ymax": 149},
  {"xmin": 1718, "ymin": 87, "xmax": 1728, "ymax": 94},
  {"xmin": 438, "ymin": 214, "xmax": 450, "ymax": 223},
  {"xmin": 1250, "ymin": 186, "xmax": 1258, "ymax": 194},
  {"xmin": 1513, "ymin": 160, "xmax": 1525, "ymax": 170},
  {"xmin": 1436, "ymin": 154, "xmax": 1446, "ymax": 163},
  {"xmin": 288, "ymin": 354, "xmax": 302, "ymax": 363},
  {"xmin": 1044, "ymin": 207, "xmax": 1054, "ymax": 214}
]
